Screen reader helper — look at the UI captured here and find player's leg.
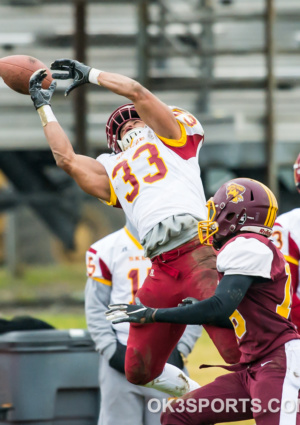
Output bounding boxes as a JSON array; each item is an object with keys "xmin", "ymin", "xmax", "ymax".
[
  {"xmin": 161, "ymin": 371, "xmax": 253, "ymax": 425},
  {"xmin": 183, "ymin": 244, "xmax": 240, "ymax": 364},
  {"xmin": 98, "ymin": 355, "xmax": 144, "ymax": 425},
  {"xmin": 125, "ymin": 272, "xmax": 201, "ymax": 395},
  {"xmin": 125, "ymin": 321, "xmax": 183, "ymax": 383},
  {"xmin": 125, "ymin": 266, "xmax": 187, "ymax": 385},
  {"xmin": 250, "ymin": 340, "xmax": 300, "ymax": 425},
  {"xmin": 144, "ymin": 363, "xmax": 200, "ymax": 397}
]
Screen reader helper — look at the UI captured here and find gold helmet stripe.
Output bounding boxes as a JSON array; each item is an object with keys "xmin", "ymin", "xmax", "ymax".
[
  {"xmin": 268, "ymin": 188, "xmax": 278, "ymax": 227},
  {"xmin": 257, "ymin": 181, "xmax": 278, "ymax": 227}
]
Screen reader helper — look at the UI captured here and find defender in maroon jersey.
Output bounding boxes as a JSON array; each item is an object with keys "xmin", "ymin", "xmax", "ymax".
[{"xmin": 107, "ymin": 178, "xmax": 300, "ymax": 425}]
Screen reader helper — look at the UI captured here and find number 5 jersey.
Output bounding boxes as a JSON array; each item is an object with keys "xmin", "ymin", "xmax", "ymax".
[{"xmin": 217, "ymin": 233, "xmax": 299, "ymax": 364}]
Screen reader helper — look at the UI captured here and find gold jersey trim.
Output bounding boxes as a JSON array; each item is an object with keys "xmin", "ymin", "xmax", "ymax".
[
  {"xmin": 100, "ymin": 180, "xmax": 118, "ymax": 206},
  {"xmin": 284, "ymin": 255, "xmax": 299, "ymax": 266},
  {"xmin": 124, "ymin": 226, "xmax": 143, "ymax": 250},
  {"xmin": 93, "ymin": 277, "xmax": 112, "ymax": 286},
  {"xmin": 156, "ymin": 121, "xmax": 187, "ymax": 147}
]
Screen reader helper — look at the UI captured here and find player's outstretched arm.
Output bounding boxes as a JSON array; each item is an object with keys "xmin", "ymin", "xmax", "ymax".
[
  {"xmin": 29, "ymin": 69, "xmax": 111, "ymax": 201},
  {"xmin": 51, "ymin": 59, "xmax": 181, "ymax": 141},
  {"xmin": 106, "ymin": 275, "xmax": 255, "ymax": 326}
]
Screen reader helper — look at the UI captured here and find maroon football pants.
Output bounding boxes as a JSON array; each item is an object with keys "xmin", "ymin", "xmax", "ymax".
[
  {"xmin": 161, "ymin": 341, "xmax": 300, "ymax": 425},
  {"xmin": 125, "ymin": 239, "xmax": 240, "ymax": 385}
]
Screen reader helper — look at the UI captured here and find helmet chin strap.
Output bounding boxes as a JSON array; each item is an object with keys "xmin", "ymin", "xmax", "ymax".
[{"xmin": 117, "ymin": 127, "xmax": 145, "ymax": 152}]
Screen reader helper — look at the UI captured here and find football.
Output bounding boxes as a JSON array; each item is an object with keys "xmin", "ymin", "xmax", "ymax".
[{"xmin": 0, "ymin": 55, "xmax": 53, "ymax": 95}]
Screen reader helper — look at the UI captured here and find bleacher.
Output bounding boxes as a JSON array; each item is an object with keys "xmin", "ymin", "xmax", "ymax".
[
  {"xmin": 0, "ymin": 1, "xmax": 299, "ymax": 154},
  {"xmin": 0, "ymin": 0, "xmax": 299, "ymax": 254}
]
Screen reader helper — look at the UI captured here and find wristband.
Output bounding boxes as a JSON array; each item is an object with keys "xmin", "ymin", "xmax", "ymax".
[
  {"xmin": 88, "ymin": 68, "xmax": 103, "ymax": 86},
  {"xmin": 37, "ymin": 105, "xmax": 57, "ymax": 127}
]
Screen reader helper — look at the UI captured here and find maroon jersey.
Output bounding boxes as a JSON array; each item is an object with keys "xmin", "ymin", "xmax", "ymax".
[{"xmin": 217, "ymin": 233, "xmax": 299, "ymax": 364}]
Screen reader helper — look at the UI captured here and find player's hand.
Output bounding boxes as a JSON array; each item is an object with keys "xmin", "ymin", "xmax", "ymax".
[
  {"xmin": 29, "ymin": 69, "xmax": 57, "ymax": 110},
  {"xmin": 105, "ymin": 298, "xmax": 156, "ymax": 324},
  {"xmin": 50, "ymin": 58, "xmax": 91, "ymax": 96},
  {"xmin": 178, "ymin": 297, "xmax": 200, "ymax": 307},
  {"xmin": 108, "ymin": 341, "xmax": 126, "ymax": 374}
]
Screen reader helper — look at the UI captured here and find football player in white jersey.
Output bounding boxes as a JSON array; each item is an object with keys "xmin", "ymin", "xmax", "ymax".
[
  {"xmin": 29, "ymin": 61, "xmax": 240, "ymax": 395},
  {"xmin": 272, "ymin": 153, "xmax": 300, "ymax": 329},
  {"xmin": 85, "ymin": 218, "xmax": 202, "ymax": 425}
]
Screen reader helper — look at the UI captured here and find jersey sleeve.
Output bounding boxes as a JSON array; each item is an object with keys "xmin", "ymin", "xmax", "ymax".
[
  {"xmin": 85, "ymin": 245, "xmax": 112, "ymax": 287},
  {"xmin": 85, "ymin": 277, "xmax": 116, "ymax": 358},
  {"xmin": 99, "ymin": 179, "xmax": 122, "ymax": 208},
  {"xmin": 217, "ymin": 237, "xmax": 273, "ymax": 279},
  {"xmin": 96, "ymin": 153, "xmax": 122, "ymax": 208},
  {"xmin": 272, "ymin": 221, "xmax": 300, "ymax": 297},
  {"xmin": 156, "ymin": 107, "xmax": 204, "ymax": 160},
  {"xmin": 272, "ymin": 222, "xmax": 300, "ymax": 266}
]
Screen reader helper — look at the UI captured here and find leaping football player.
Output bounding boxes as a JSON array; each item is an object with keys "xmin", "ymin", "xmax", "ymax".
[
  {"xmin": 107, "ymin": 178, "xmax": 300, "ymax": 425},
  {"xmin": 85, "ymin": 216, "xmax": 202, "ymax": 424},
  {"xmin": 29, "ymin": 60, "xmax": 240, "ymax": 396}
]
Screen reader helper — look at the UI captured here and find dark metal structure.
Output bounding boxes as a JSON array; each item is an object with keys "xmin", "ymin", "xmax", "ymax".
[{"xmin": 0, "ymin": 0, "xmax": 299, "ymax": 254}]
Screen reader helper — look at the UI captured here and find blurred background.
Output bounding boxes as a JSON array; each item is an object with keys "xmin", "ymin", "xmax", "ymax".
[
  {"xmin": 0, "ymin": 0, "xmax": 299, "ymax": 272},
  {"xmin": 0, "ymin": 2, "xmax": 298, "ymax": 423}
]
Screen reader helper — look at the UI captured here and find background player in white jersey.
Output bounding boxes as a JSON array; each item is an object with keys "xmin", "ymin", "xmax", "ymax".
[
  {"xmin": 29, "ymin": 61, "xmax": 240, "ymax": 395},
  {"xmin": 272, "ymin": 153, "xmax": 300, "ymax": 329},
  {"xmin": 85, "ymin": 218, "xmax": 201, "ymax": 425}
]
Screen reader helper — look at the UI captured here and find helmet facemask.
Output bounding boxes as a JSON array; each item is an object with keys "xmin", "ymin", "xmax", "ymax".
[
  {"xmin": 117, "ymin": 124, "xmax": 145, "ymax": 152},
  {"xmin": 198, "ymin": 199, "xmax": 219, "ymax": 246}
]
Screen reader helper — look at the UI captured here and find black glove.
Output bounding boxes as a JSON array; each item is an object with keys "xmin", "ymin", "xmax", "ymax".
[
  {"xmin": 108, "ymin": 340, "xmax": 126, "ymax": 374},
  {"xmin": 105, "ymin": 298, "xmax": 156, "ymax": 324},
  {"xmin": 50, "ymin": 58, "xmax": 91, "ymax": 96},
  {"xmin": 178, "ymin": 297, "xmax": 200, "ymax": 307},
  {"xmin": 29, "ymin": 69, "xmax": 57, "ymax": 110}
]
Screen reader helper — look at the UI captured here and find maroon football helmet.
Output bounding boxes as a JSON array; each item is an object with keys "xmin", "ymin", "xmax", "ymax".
[
  {"xmin": 198, "ymin": 178, "xmax": 278, "ymax": 247},
  {"xmin": 294, "ymin": 153, "xmax": 300, "ymax": 194},
  {"xmin": 105, "ymin": 103, "xmax": 141, "ymax": 153}
]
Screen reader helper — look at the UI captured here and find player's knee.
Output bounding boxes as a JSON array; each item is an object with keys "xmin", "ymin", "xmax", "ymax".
[
  {"xmin": 125, "ymin": 347, "xmax": 153, "ymax": 385},
  {"xmin": 125, "ymin": 367, "xmax": 151, "ymax": 385}
]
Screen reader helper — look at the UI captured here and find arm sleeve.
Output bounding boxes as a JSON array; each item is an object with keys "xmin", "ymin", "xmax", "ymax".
[
  {"xmin": 85, "ymin": 277, "xmax": 117, "ymax": 360},
  {"xmin": 217, "ymin": 237, "xmax": 273, "ymax": 278},
  {"xmin": 177, "ymin": 325, "xmax": 202, "ymax": 358},
  {"xmin": 154, "ymin": 274, "xmax": 255, "ymax": 325}
]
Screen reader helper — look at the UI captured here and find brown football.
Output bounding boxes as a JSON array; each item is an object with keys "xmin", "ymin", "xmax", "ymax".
[{"xmin": 0, "ymin": 55, "xmax": 53, "ymax": 95}]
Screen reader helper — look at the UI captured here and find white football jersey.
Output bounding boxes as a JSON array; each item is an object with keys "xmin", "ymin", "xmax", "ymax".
[
  {"xmin": 97, "ymin": 107, "xmax": 207, "ymax": 241},
  {"xmin": 86, "ymin": 226, "xmax": 151, "ymax": 345},
  {"xmin": 272, "ymin": 209, "xmax": 300, "ymax": 297},
  {"xmin": 217, "ymin": 236, "xmax": 274, "ymax": 278}
]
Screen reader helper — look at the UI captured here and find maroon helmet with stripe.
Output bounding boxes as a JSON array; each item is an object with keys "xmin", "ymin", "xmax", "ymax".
[
  {"xmin": 198, "ymin": 178, "xmax": 278, "ymax": 247},
  {"xmin": 294, "ymin": 153, "xmax": 300, "ymax": 193},
  {"xmin": 106, "ymin": 103, "xmax": 141, "ymax": 153}
]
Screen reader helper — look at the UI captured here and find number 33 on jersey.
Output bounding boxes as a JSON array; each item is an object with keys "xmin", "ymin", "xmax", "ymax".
[{"xmin": 97, "ymin": 107, "xmax": 208, "ymax": 241}]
